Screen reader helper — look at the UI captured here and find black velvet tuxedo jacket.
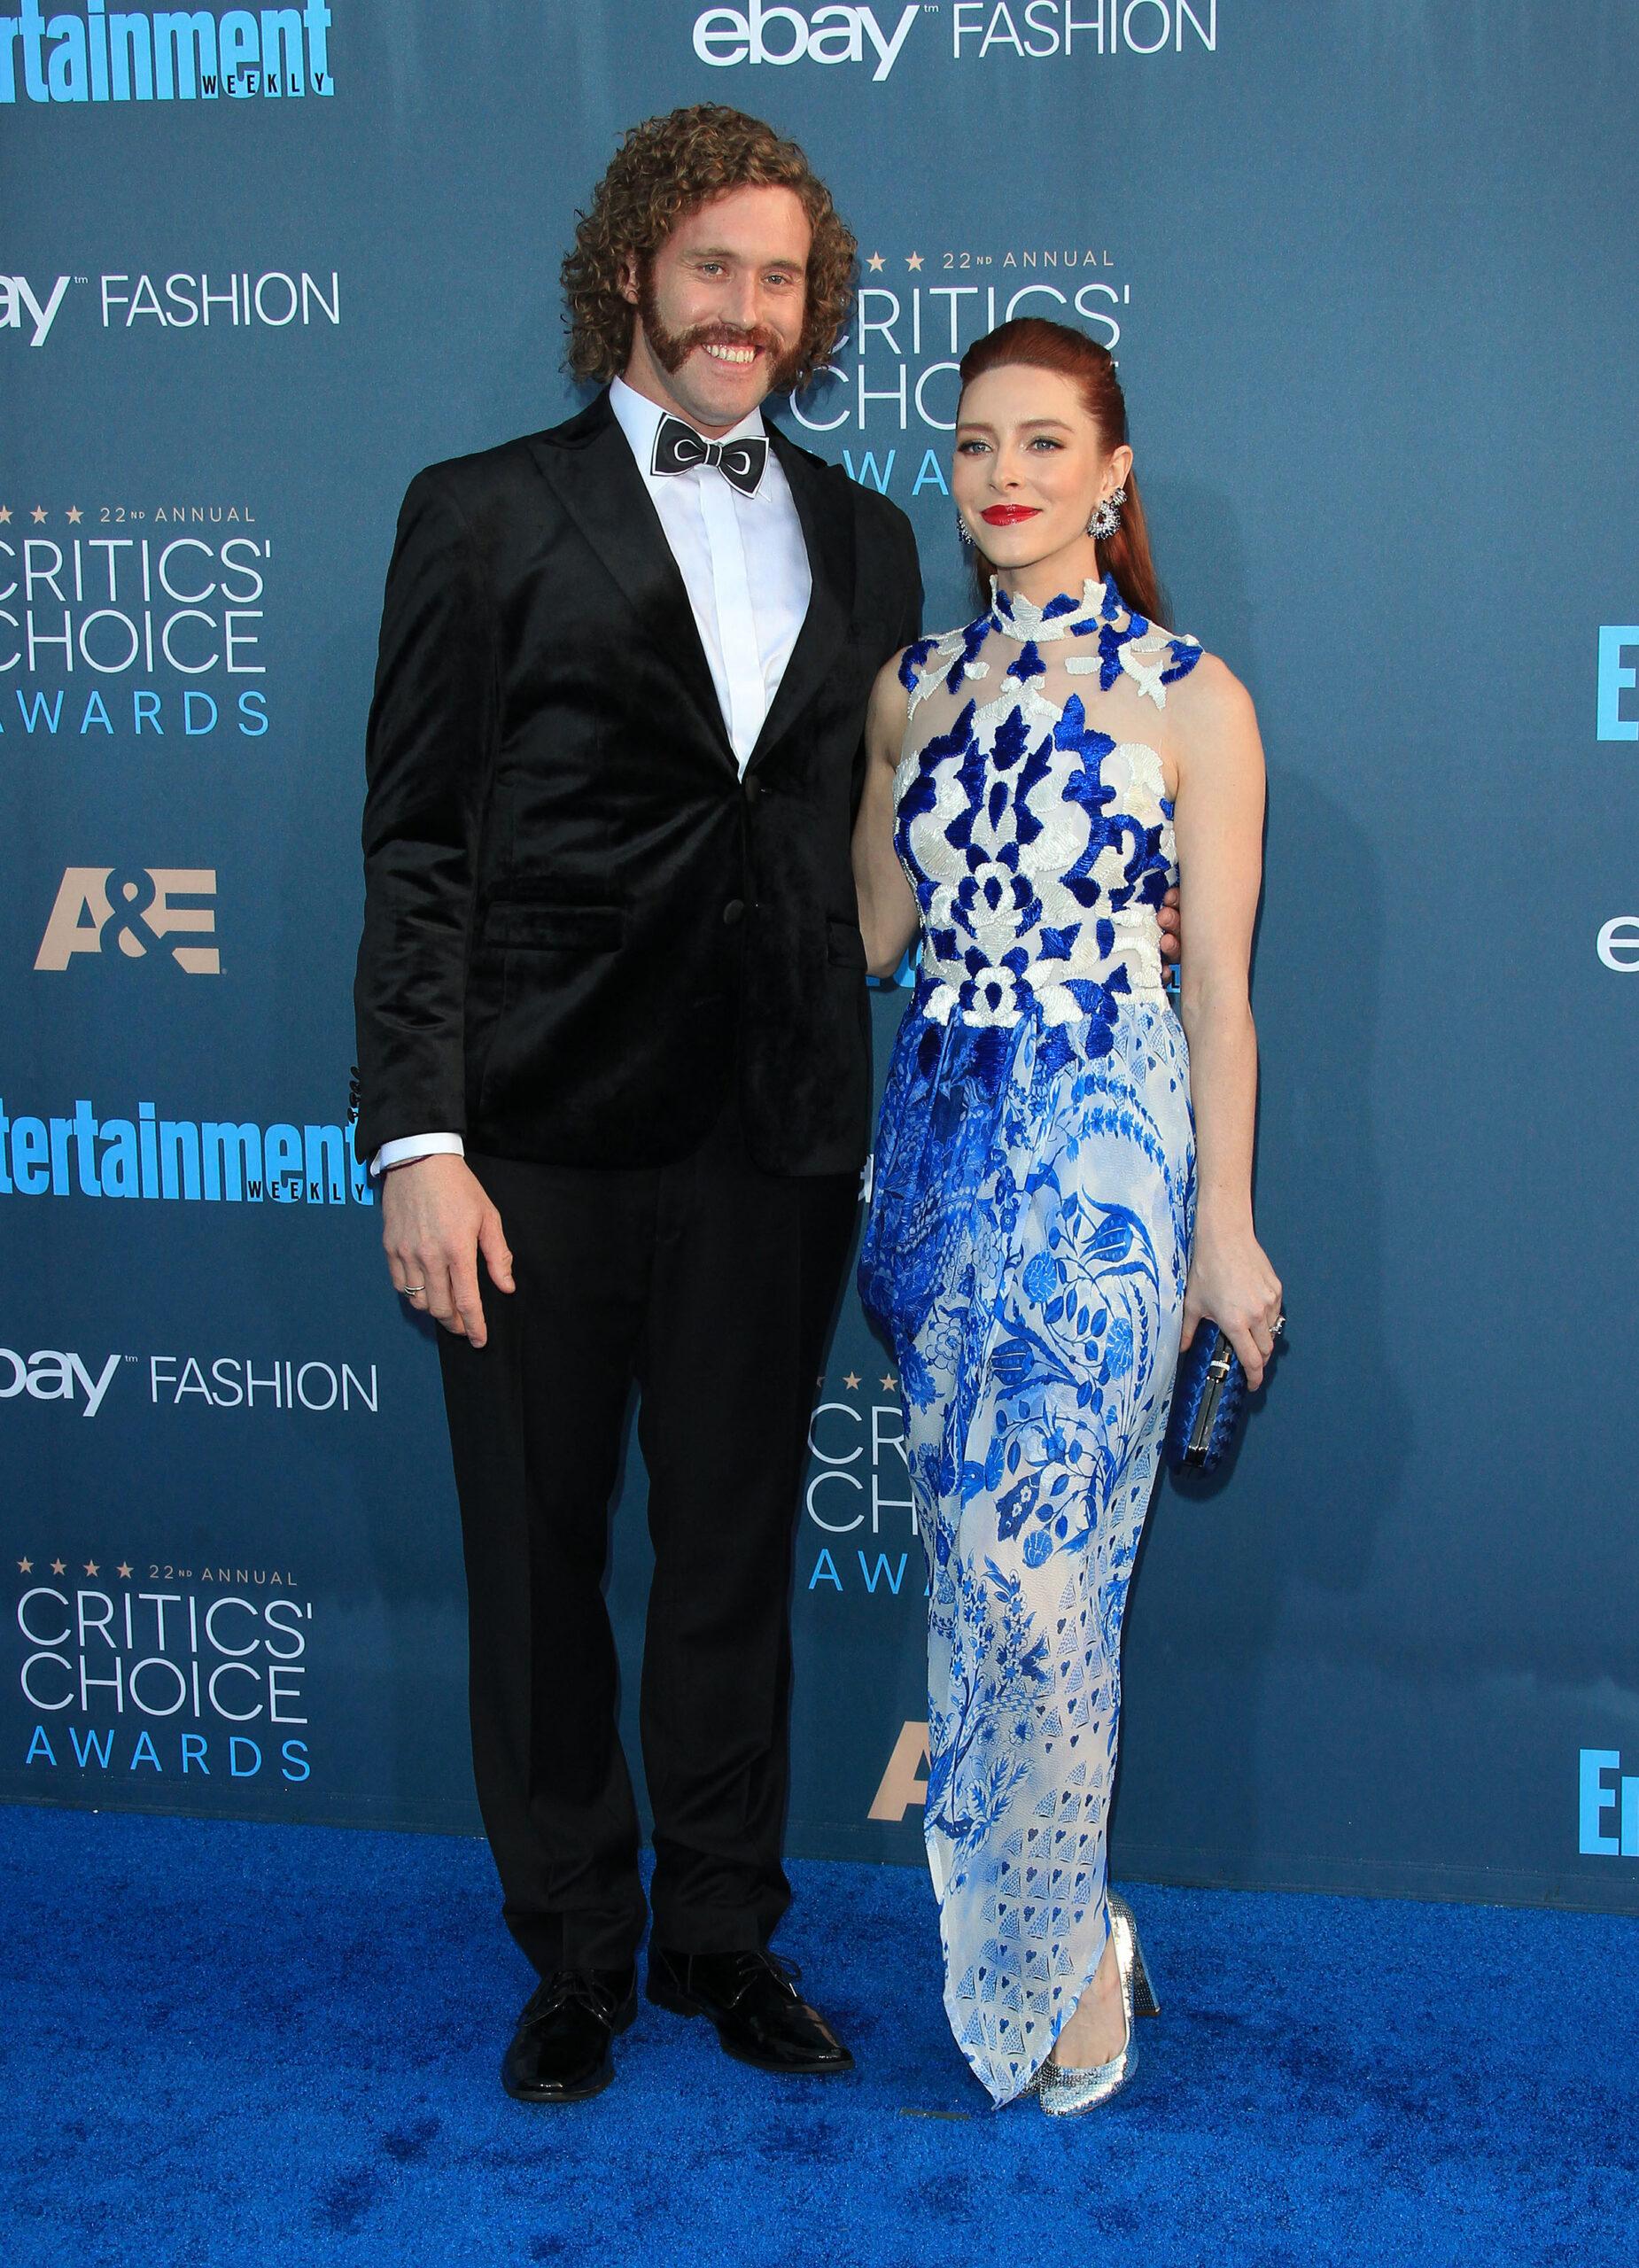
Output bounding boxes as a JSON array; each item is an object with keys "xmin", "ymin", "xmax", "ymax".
[{"xmin": 353, "ymin": 388, "xmax": 923, "ymax": 1177}]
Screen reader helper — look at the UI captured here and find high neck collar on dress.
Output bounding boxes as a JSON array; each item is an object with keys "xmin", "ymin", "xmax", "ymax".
[{"xmin": 986, "ymin": 571, "xmax": 1127, "ymax": 641}]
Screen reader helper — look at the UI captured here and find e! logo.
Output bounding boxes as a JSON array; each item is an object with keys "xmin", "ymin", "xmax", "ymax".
[
  {"xmin": 868, "ymin": 1719, "xmax": 929, "ymax": 1821},
  {"xmin": 35, "ymin": 867, "xmax": 220, "ymax": 974}
]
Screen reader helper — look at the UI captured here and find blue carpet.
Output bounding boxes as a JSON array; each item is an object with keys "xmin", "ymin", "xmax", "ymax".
[{"xmin": 3, "ymin": 1806, "xmax": 1635, "ymax": 2267}]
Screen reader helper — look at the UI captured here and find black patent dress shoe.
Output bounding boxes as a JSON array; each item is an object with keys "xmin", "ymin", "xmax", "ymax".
[
  {"xmin": 647, "ymin": 1948, "xmax": 854, "ymax": 2075},
  {"xmin": 501, "ymin": 1966, "xmax": 637, "ymax": 2103}
]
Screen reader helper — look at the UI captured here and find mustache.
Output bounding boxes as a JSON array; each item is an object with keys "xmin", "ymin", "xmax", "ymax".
[
  {"xmin": 673, "ymin": 322, "xmax": 786, "ymax": 360},
  {"xmin": 636, "ymin": 280, "xmax": 803, "ymax": 389}
]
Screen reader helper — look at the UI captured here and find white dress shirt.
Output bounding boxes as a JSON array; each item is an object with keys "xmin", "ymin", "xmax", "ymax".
[
  {"xmin": 607, "ymin": 375, "xmax": 811, "ymax": 767},
  {"xmin": 374, "ymin": 376, "xmax": 812, "ymax": 1175}
]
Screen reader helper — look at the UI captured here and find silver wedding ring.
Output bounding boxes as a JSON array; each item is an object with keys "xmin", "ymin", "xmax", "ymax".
[
  {"xmin": 1271, "ymin": 1314, "xmax": 1286, "ymax": 1338},
  {"xmin": 402, "ymin": 1284, "xmax": 425, "ymax": 1296}
]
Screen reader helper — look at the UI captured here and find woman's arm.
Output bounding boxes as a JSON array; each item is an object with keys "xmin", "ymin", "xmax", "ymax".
[
  {"xmin": 1169, "ymin": 656, "xmax": 1283, "ymax": 1389},
  {"xmin": 852, "ymin": 655, "xmax": 922, "ymax": 978}
]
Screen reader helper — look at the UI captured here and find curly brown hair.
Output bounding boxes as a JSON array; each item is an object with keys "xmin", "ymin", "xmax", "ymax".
[{"xmin": 562, "ymin": 105, "xmax": 857, "ymax": 392}]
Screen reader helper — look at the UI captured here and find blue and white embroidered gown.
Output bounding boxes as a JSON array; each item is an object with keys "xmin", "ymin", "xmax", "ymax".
[{"xmin": 858, "ymin": 573, "xmax": 1201, "ymax": 2107}]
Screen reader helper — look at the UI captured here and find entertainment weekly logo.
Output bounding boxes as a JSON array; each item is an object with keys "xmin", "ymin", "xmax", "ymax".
[
  {"xmin": 1, "ymin": 511, "xmax": 278, "ymax": 745},
  {"xmin": 693, "ymin": 0, "xmax": 1220, "ymax": 82},
  {"xmin": 0, "ymin": 2, "xmax": 337, "ymax": 104},
  {"xmin": 1598, "ymin": 626, "xmax": 1637, "ymax": 743},
  {"xmin": 0, "ymin": 1095, "xmax": 373, "ymax": 1205},
  {"xmin": 1579, "ymin": 1751, "xmax": 1639, "ymax": 1860},
  {"xmin": 11, "ymin": 1559, "xmax": 313, "ymax": 1790}
]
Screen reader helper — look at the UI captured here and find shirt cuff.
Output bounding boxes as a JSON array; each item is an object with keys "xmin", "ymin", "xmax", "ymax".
[{"xmin": 371, "ymin": 1132, "xmax": 465, "ymax": 1177}]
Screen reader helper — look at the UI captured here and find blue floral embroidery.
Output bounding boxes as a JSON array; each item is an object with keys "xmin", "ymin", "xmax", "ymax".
[
  {"xmin": 1161, "ymin": 639, "xmax": 1203, "ymax": 685},
  {"xmin": 1004, "ymin": 639, "xmax": 1045, "ymax": 684},
  {"xmin": 862, "ymin": 571, "xmax": 1200, "ymax": 2109},
  {"xmin": 944, "ymin": 617, "xmax": 990, "ymax": 694}
]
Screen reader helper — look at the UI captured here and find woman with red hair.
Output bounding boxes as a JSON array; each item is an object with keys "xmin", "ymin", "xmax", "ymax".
[{"xmin": 855, "ymin": 318, "xmax": 1280, "ymax": 2115}]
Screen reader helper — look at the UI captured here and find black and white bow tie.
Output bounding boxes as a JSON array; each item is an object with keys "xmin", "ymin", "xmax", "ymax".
[{"xmin": 652, "ymin": 415, "xmax": 768, "ymax": 497}]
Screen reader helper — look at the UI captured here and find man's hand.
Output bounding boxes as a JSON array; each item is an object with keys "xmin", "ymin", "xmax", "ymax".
[
  {"xmin": 382, "ymin": 1154, "xmax": 514, "ymax": 1348},
  {"xmin": 1158, "ymin": 883, "xmax": 1181, "ymax": 967}
]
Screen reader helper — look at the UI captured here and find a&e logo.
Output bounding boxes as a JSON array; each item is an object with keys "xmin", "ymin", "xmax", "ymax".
[
  {"xmin": 35, "ymin": 866, "xmax": 219, "ymax": 973},
  {"xmin": 868, "ymin": 1719, "xmax": 929, "ymax": 1821}
]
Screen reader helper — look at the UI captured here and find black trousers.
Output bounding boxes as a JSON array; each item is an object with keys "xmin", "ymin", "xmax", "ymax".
[{"xmin": 438, "ymin": 1104, "xmax": 857, "ymax": 1976}]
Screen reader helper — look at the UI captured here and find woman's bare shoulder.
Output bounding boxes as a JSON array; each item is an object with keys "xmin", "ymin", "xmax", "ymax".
[{"xmin": 1164, "ymin": 649, "xmax": 1260, "ymax": 750}]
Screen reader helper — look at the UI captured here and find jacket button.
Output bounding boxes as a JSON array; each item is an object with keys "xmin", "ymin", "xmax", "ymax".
[
  {"xmin": 743, "ymin": 775, "xmax": 762, "ymax": 804},
  {"xmin": 723, "ymin": 899, "xmax": 746, "ymax": 926}
]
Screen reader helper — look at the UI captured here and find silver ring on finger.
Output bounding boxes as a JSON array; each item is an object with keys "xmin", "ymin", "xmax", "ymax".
[{"xmin": 402, "ymin": 1284, "xmax": 425, "ymax": 1297}]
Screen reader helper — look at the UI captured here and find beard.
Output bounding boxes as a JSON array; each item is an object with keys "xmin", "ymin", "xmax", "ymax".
[{"xmin": 635, "ymin": 270, "xmax": 805, "ymax": 396}]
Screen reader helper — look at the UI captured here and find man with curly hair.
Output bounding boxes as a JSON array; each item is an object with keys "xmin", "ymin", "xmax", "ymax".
[{"xmin": 354, "ymin": 105, "xmax": 922, "ymax": 2104}]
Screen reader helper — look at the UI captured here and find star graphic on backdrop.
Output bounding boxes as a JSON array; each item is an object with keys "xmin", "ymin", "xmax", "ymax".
[
  {"xmin": 117, "ymin": 1563, "xmax": 133, "ymax": 1580},
  {"xmin": 16, "ymin": 1558, "xmax": 32, "ymax": 1574},
  {"xmin": 30, "ymin": 505, "xmax": 48, "ymax": 523},
  {"xmin": 815, "ymin": 1373, "xmax": 826, "ymax": 1389},
  {"xmin": 881, "ymin": 1372, "xmax": 897, "ymax": 1392},
  {"xmin": 66, "ymin": 505, "xmax": 83, "ymax": 524},
  {"xmin": 50, "ymin": 1558, "xmax": 66, "ymax": 1575},
  {"xmin": 84, "ymin": 1559, "xmax": 99, "ymax": 1576},
  {"xmin": 0, "ymin": 505, "xmax": 12, "ymax": 523},
  {"xmin": 843, "ymin": 1372, "xmax": 861, "ymax": 1391},
  {"xmin": 905, "ymin": 252, "xmax": 923, "ymax": 271},
  {"xmin": 866, "ymin": 252, "xmax": 885, "ymax": 272}
]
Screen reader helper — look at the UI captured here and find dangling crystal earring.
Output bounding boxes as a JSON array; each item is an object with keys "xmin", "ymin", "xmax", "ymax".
[
  {"xmin": 955, "ymin": 509, "xmax": 974, "ymax": 549},
  {"xmin": 1087, "ymin": 485, "xmax": 1126, "ymax": 540}
]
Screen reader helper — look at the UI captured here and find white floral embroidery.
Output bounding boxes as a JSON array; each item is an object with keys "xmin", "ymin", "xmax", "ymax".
[{"xmin": 861, "ymin": 573, "xmax": 1202, "ymax": 2106}]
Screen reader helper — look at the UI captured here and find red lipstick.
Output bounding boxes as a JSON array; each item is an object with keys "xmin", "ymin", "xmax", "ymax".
[{"xmin": 980, "ymin": 505, "xmax": 1041, "ymax": 526}]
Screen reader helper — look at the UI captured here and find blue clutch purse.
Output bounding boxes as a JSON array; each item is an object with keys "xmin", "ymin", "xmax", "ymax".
[{"xmin": 1164, "ymin": 1324, "xmax": 1248, "ymax": 1473}]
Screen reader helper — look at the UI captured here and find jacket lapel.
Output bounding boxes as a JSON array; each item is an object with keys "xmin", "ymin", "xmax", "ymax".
[
  {"xmin": 524, "ymin": 394, "xmax": 857, "ymax": 776},
  {"xmin": 524, "ymin": 392, "xmax": 734, "ymax": 766},
  {"xmin": 747, "ymin": 423, "xmax": 856, "ymax": 773}
]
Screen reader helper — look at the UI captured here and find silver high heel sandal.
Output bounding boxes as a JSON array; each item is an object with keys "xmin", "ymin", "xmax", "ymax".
[{"xmin": 1038, "ymin": 1890, "xmax": 1160, "ymax": 2117}]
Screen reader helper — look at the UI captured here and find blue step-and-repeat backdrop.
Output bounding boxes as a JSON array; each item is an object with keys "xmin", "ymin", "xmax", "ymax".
[{"xmin": 4, "ymin": 2, "xmax": 1637, "ymax": 1911}]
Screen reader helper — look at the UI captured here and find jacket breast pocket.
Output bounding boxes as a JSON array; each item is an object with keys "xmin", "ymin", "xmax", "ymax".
[
  {"xmin": 826, "ymin": 916, "xmax": 867, "ymax": 970},
  {"xmin": 484, "ymin": 903, "xmax": 625, "ymax": 952}
]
